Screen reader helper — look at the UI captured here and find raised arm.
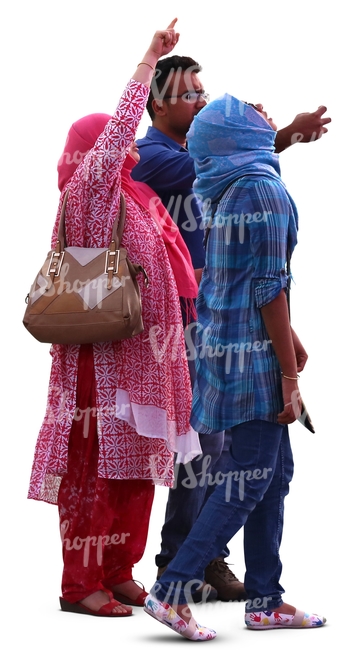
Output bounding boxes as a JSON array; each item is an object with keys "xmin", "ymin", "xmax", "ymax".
[
  {"xmin": 76, "ymin": 20, "xmax": 180, "ymax": 195},
  {"xmin": 132, "ymin": 18, "xmax": 179, "ymax": 86},
  {"xmin": 53, "ymin": 21, "xmax": 180, "ymax": 247},
  {"xmin": 275, "ymin": 105, "xmax": 331, "ymax": 153},
  {"xmin": 73, "ymin": 18, "xmax": 179, "ymax": 195}
]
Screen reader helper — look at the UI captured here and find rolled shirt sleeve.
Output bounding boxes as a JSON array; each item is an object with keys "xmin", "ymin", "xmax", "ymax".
[
  {"xmin": 247, "ymin": 178, "xmax": 294, "ymax": 308},
  {"xmin": 254, "ymin": 274, "xmax": 288, "ymax": 309}
]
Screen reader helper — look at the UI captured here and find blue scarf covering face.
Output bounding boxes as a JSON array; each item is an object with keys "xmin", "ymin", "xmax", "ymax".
[{"xmin": 187, "ymin": 94, "xmax": 297, "ymax": 223}]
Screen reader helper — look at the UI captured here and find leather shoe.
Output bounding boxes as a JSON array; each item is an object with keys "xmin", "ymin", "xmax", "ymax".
[{"xmin": 204, "ymin": 557, "xmax": 247, "ymax": 601}]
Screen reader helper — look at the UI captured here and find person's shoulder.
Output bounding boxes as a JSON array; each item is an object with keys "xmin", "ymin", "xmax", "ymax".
[
  {"xmin": 219, "ymin": 176, "xmax": 289, "ymax": 215},
  {"xmin": 237, "ymin": 175, "xmax": 288, "ymax": 199},
  {"xmin": 238, "ymin": 175, "xmax": 281, "ymax": 188},
  {"xmin": 135, "ymin": 127, "xmax": 152, "ymax": 147},
  {"xmin": 136, "ymin": 126, "xmax": 181, "ymax": 151}
]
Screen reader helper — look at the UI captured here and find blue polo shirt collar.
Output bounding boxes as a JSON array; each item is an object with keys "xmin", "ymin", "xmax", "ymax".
[{"xmin": 145, "ymin": 126, "xmax": 187, "ymax": 152}]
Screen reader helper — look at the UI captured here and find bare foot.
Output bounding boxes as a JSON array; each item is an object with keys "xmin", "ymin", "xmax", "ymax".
[{"xmin": 80, "ymin": 590, "xmax": 132, "ymax": 615}]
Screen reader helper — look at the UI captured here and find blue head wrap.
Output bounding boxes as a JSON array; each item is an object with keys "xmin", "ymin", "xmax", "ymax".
[{"xmin": 187, "ymin": 94, "xmax": 288, "ymax": 214}]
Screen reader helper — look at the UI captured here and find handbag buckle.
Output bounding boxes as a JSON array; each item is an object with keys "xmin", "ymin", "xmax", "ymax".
[
  {"xmin": 47, "ymin": 250, "xmax": 65, "ymax": 277},
  {"xmin": 105, "ymin": 248, "xmax": 120, "ymax": 290},
  {"xmin": 105, "ymin": 249, "xmax": 120, "ymax": 275}
]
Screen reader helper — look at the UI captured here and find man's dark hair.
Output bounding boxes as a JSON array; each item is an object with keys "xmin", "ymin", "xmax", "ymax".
[{"xmin": 146, "ymin": 55, "xmax": 202, "ymax": 120}]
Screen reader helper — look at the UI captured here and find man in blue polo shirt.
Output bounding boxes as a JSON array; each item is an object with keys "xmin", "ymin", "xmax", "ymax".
[
  {"xmin": 132, "ymin": 56, "xmax": 230, "ymax": 603},
  {"xmin": 132, "ymin": 55, "xmax": 331, "ymax": 602}
]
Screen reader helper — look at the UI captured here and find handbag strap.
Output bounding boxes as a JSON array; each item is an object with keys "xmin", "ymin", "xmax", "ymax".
[
  {"xmin": 105, "ymin": 194, "xmax": 127, "ymax": 288},
  {"xmin": 56, "ymin": 190, "xmax": 126, "ymax": 249},
  {"xmin": 109, "ymin": 193, "xmax": 127, "ymax": 248},
  {"xmin": 51, "ymin": 191, "xmax": 127, "ymax": 289}
]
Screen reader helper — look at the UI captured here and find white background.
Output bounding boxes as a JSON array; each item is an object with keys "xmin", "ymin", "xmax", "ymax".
[{"xmin": 1, "ymin": 1, "xmax": 352, "ymax": 648}]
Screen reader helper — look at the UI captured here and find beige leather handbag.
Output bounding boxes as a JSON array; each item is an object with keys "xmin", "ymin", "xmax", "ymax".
[{"xmin": 23, "ymin": 192, "xmax": 148, "ymax": 344}]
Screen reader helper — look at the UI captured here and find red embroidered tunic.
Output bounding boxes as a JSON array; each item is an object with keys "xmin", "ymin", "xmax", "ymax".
[{"xmin": 28, "ymin": 80, "xmax": 200, "ymax": 504}]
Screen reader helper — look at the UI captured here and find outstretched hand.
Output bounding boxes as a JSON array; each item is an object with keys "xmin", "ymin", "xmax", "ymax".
[
  {"xmin": 289, "ymin": 105, "xmax": 332, "ymax": 144},
  {"xmin": 275, "ymin": 105, "xmax": 332, "ymax": 152},
  {"xmin": 147, "ymin": 18, "xmax": 180, "ymax": 59}
]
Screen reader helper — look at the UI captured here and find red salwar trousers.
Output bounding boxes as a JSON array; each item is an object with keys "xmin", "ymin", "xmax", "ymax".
[{"xmin": 57, "ymin": 344, "xmax": 155, "ymax": 602}]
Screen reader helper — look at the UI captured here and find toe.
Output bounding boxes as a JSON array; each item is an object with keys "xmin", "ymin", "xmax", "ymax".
[{"xmin": 112, "ymin": 599, "xmax": 132, "ymax": 615}]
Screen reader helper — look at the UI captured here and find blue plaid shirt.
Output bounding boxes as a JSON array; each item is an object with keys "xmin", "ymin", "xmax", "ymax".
[{"xmin": 190, "ymin": 175, "xmax": 298, "ymax": 434}]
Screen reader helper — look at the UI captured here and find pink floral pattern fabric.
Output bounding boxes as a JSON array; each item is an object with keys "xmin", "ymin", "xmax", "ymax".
[{"xmin": 28, "ymin": 80, "xmax": 199, "ymax": 504}]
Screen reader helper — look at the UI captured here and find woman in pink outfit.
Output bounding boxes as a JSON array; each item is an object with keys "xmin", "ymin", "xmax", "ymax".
[{"xmin": 27, "ymin": 19, "xmax": 200, "ymax": 617}]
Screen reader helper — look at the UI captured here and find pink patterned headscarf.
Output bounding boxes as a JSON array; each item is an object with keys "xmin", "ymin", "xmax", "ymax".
[{"xmin": 57, "ymin": 114, "xmax": 198, "ymax": 303}]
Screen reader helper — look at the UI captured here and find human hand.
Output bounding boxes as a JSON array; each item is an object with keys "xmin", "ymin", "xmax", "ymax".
[
  {"xmin": 278, "ymin": 378, "xmax": 302, "ymax": 425},
  {"xmin": 291, "ymin": 327, "xmax": 308, "ymax": 372},
  {"xmin": 289, "ymin": 106, "xmax": 331, "ymax": 145},
  {"xmin": 134, "ymin": 19, "xmax": 179, "ymax": 86},
  {"xmin": 146, "ymin": 18, "xmax": 180, "ymax": 60}
]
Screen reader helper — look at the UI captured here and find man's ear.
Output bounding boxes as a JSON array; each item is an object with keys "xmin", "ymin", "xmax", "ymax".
[{"xmin": 151, "ymin": 98, "xmax": 167, "ymax": 117}]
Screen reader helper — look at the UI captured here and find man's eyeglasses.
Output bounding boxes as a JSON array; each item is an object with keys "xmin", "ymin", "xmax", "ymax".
[{"xmin": 163, "ymin": 91, "xmax": 210, "ymax": 104}]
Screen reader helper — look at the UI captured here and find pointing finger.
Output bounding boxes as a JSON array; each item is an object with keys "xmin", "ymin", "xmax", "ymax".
[
  {"xmin": 166, "ymin": 17, "xmax": 178, "ymax": 29},
  {"xmin": 314, "ymin": 105, "xmax": 328, "ymax": 116}
]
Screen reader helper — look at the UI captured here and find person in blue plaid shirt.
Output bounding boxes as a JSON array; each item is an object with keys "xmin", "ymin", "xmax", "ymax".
[
  {"xmin": 144, "ymin": 95, "xmax": 326, "ymax": 639},
  {"xmin": 189, "ymin": 107, "xmax": 299, "ymax": 432}
]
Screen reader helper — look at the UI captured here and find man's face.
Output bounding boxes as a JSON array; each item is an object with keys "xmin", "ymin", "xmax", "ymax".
[{"xmin": 161, "ymin": 72, "xmax": 208, "ymax": 136}]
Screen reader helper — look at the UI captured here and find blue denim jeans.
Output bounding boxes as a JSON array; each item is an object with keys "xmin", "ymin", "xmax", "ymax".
[
  {"xmin": 201, "ymin": 428, "xmax": 232, "ymax": 509},
  {"xmin": 156, "ymin": 314, "xmax": 225, "ymax": 569},
  {"xmin": 152, "ymin": 420, "xmax": 294, "ymax": 611},
  {"xmin": 155, "ymin": 430, "xmax": 225, "ymax": 568}
]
